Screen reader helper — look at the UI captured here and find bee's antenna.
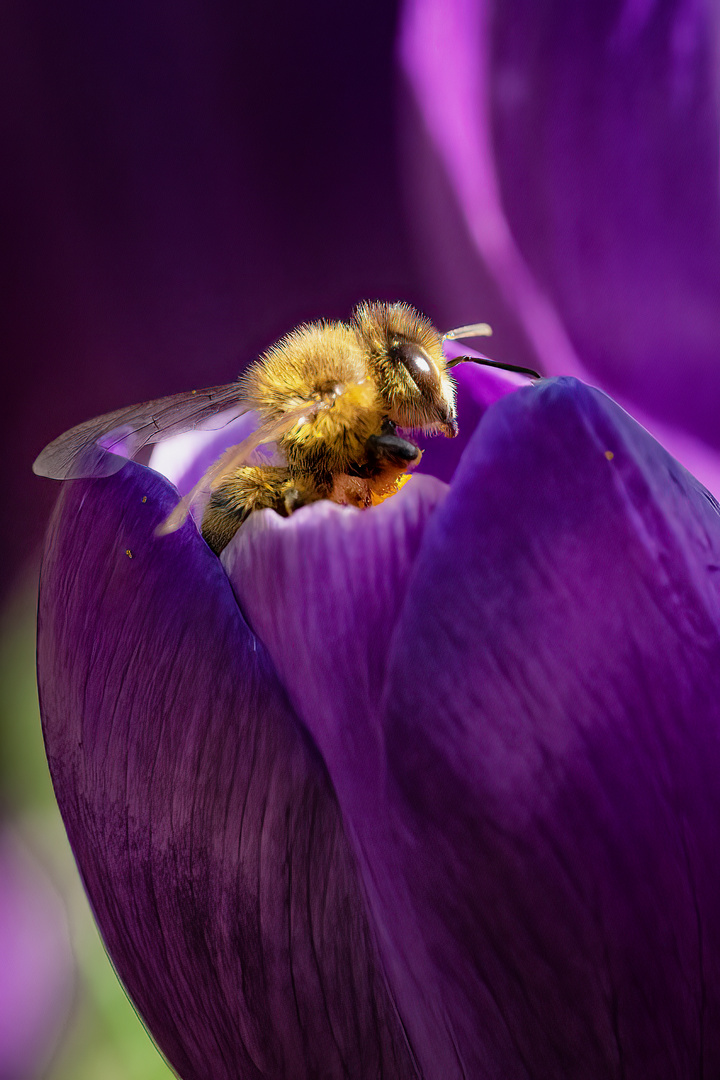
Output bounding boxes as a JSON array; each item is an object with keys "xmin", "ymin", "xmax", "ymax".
[
  {"xmin": 442, "ymin": 322, "xmax": 493, "ymax": 342},
  {"xmin": 446, "ymin": 354, "xmax": 542, "ymax": 380}
]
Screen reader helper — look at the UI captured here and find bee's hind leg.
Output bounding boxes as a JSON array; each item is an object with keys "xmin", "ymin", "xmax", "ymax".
[{"xmin": 201, "ymin": 465, "xmax": 323, "ymax": 554}]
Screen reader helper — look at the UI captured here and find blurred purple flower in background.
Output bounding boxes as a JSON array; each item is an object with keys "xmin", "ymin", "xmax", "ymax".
[
  {"xmin": 0, "ymin": 828, "xmax": 72, "ymax": 1080},
  {"xmin": 399, "ymin": 0, "xmax": 720, "ymax": 491}
]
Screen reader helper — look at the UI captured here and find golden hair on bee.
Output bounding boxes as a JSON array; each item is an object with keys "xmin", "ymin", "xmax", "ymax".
[
  {"xmin": 239, "ymin": 319, "xmax": 381, "ymax": 475},
  {"xmin": 33, "ymin": 301, "xmax": 540, "ymax": 555},
  {"xmin": 352, "ymin": 301, "xmax": 457, "ymax": 437}
]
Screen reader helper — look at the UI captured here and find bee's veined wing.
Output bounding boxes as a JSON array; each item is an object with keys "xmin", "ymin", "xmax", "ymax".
[
  {"xmin": 158, "ymin": 399, "xmax": 326, "ymax": 536},
  {"xmin": 32, "ymin": 382, "xmax": 245, "ymax": 480}
]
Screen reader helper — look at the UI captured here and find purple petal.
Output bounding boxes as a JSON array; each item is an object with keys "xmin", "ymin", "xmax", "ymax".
[
  {"xmin": 399, "ymin": 0, "xmax": 585, "ymax": 380},
  {"xmin": 488, "ymin": 0, "xmax": 720, "ymax": 447},
  {"xmin": 399, "ymin": 0, "xmax": 720, "ymax": 466},
  {"xmin": 37, "ymin": 463, "xmax": 415, "ymax": 1080},
  {"xmin": 223, "ymin": 474, "xmax": 448, "ymax": 824},
  {"xmin": 0, "ymin": 828, "xmax": 72, "ymax": 1079},
  {"xmin": 221, "ymin": 474, "xmax": 462, "ymax": 1075},
  {"xmin": 354, "ymin": 379, "xmax": 720, "ymax": 1075}
]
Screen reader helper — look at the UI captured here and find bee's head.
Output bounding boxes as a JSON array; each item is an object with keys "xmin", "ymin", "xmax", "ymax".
[{"xmin": 352, "ymin": 301, "xmax": 458, "ymax": 438}]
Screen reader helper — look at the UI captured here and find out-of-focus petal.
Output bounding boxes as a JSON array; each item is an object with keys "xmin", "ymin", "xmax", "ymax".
[
  {"xmin": 0, "ymin": 828, "xmax": 72, "ymax": 1080},
  {"xmin": 399, "ymin": 0, "xmax": 584, "ymax": 380},
  {"xmin": 488, "ymin": 0, "xmax": 720, "ymax": 447},
  {"xmin": 37, "ymin": 463, "xmax": 416, "ymax": 1080},
  {"xmin": 273, "ymin": 377, "xmax": 720, "ymax": 1076},
  {"xmin": 399, "ymin": 0, "xmax": 720, "ymax": 481}
]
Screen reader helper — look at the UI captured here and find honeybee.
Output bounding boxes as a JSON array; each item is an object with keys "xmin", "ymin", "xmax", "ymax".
[{"xmin": 34, "ymin": 302, "xmax": 539, "ymax": 553}]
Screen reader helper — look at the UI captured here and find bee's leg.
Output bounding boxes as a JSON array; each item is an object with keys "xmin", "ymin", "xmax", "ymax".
[
  {"xmin": 279, "ymin": 472, "xmax": 329, "ymax": 515},
  {"xmin": 201, "ymin": 466, "xmax": 323, "ymax": 554},
  {"xmin": 363, "ymin": 419, "xmax": 421, "ymax": 499}
]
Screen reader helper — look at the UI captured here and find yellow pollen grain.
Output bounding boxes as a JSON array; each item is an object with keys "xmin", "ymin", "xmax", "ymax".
[
  {"xmin": 142, "ymin": 495, "xmax": 147, "ymax": 503},
  {"xmin": 604, "ymin": 450, "xmax": 614, "ymax": 461},
  {"xmin": 370, "ymin": 473, "xmax": 413, "ymax": 507},
  {"xmin": 125, "ymin": 549, "xmax": 133, "ymax": 559}
]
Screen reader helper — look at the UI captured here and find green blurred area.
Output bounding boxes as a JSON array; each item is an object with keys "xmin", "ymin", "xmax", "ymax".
[{"xmin": 0, "ymin": 571, "xmax": 175, "ymax": 1080}]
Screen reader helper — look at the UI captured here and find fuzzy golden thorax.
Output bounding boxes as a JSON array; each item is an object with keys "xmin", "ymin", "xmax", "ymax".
[
  {"xmin": 239, "ymin": 320, "xmax": 384, "ymax": 474},
  {"xmin": 240, "ymin": 322, "xmax": 368, "ymax": 417}
]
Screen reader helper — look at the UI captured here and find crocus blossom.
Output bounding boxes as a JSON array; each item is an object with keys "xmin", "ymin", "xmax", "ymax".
[{"xmin": 37, "ymin": 371, "xmax": 720, "ymax": 1078}]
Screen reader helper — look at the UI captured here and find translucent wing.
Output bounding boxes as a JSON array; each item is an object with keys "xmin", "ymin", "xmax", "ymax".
[
  {"xmin": 157, "ymin": 399, "xmax": 328, "ymax": 536},
  {"xmin": 32, "ymin": 382, "xmax": 244, "ymax": 480}
]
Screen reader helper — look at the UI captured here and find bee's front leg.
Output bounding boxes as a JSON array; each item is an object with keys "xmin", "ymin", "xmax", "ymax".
[
  {"xmin": 363, "ymin": 419, "xmax": 421, "ymax": 500},
  {"xmin": 201, "ymin": 466, "xmax": 323, "ymax": 554}
]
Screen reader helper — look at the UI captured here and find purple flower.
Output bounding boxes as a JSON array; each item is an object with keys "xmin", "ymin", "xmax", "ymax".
[
  {"xmin": 399, "ymin": 0, "xmax": 720, "ymax": 493},
  {"xmin": 0, "ymin": 828, "xmax": 72, "ymax": 1079},
  {"xmin": 37, "ymin": 371, "xmax": 720, "ymax": 1078}
]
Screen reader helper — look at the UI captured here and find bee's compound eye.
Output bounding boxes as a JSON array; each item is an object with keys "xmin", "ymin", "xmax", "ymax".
[{"xmin": 391, "ymin": 341, "xmax": 438, "ymax": 392}]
